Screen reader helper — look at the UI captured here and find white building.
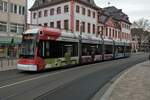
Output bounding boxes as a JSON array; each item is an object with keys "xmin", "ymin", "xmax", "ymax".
[{"xmin": 30, "ymin": 0, "xmax": 100, "ymax": 36}]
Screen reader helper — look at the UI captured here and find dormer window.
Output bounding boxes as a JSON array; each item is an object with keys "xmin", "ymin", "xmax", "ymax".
[
  {"xmin": 88, "ymin": 0, "xmax": 91, "ymax": 3},
  {"xmin": 42, "ymin": 0, "xmax": 46, "ymax": 3}
]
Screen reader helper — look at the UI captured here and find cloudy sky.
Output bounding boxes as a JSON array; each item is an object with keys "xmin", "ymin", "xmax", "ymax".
[{"xmin": 28, "ymin": 0, "xmax": 150, "ymax": 22}]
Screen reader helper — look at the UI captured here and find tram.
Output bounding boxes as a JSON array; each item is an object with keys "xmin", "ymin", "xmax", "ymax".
[{"xmin": 17, "ymin": 27, "xmax": 131, "ymax": 71}]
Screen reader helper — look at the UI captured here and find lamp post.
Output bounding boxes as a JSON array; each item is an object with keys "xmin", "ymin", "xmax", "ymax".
[{"xmin": 78, "ymin": 22, "xmax": 82, "ymax": 64}]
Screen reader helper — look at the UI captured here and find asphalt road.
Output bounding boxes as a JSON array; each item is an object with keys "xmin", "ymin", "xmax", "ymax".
[{"xmin": 0, "ymin": 53, "xmax": 148, "ymax": 100}]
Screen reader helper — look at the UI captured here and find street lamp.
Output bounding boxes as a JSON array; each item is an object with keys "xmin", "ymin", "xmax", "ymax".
[{"xmin": 78, "ymin": 22, "xmax": 83, "ymax": 64}]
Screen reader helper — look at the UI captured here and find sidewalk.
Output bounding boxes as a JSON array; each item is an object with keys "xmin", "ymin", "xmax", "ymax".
[
  {"xmin": 0, "ymin": 59, "xmax": 17, "ymax": 71},
  {"xmin": 100, "ymin": 61, "xmax": 150, "ymax": 100}
]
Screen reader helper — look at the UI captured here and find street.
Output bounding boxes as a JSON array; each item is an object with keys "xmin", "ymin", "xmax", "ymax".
[{"xmin": 0, "ymin": 53, "xmax": 148, "ymax": 100}]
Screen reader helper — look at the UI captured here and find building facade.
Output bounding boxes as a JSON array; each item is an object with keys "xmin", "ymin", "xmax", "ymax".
[
  {"xmin": 30, "ymin": 0, "xmax": 132, "ymax": 47},
  {"xmin": 97, "ymin": 6, "xmax": 132, "ymax": 43},
  {"xmin": 30, "ymin": 0, "xmax": 99, "ymax": 36},
  {"xmin": 0, "ymin": 0, "xmax": 27, "ymax": 58}
]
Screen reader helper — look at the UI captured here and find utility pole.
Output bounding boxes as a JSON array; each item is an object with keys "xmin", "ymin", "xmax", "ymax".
[
  {"xmin": 25, "ymin": 0, "xmax": 28, "ymax": 30},
  {"xmin": 78, "ymin": 22, "xmax": 82, "ymax": 64}
]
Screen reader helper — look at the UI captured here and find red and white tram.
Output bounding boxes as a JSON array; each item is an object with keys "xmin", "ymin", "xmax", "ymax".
[{"xmin": 17, "ymin": 27, "xmax": 131, "ymax": 71}]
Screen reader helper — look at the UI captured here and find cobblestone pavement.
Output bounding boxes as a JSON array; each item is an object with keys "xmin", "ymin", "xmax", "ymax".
[{"xmin": 102, "ymin": 61, "xmax": 150, "ymax": 100}]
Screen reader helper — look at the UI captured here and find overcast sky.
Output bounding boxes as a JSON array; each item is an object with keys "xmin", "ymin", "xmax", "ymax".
[{"xmin": 28, "ymin": 0, "xmax": 150, "ymax": 22}]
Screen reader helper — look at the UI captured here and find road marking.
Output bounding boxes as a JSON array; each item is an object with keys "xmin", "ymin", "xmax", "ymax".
[
  {"xmin": 0, "ymin": 69, "xmax": 72, "ymax": 89},
  {"xmin": 0, "ymin": 65, "xmax": 90, "ymax": 89}
]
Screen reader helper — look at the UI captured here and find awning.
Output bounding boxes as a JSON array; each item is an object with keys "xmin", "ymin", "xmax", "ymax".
[
  {"xmin": 0, "ymin": 36, "xmax": 22, "ymax": 44},
  {"xmin": 0, "ymin": 37, "xmax": 12, "ymax": 44},
  {"xmin": 13, "ymin": 37, "xmax": 22, "ymax": 44}
]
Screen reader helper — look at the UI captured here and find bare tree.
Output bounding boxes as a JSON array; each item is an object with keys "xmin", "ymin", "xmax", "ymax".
[
  {"xmin": 131, "ymin": 18, "xmax": 150, "ymax": 52},
  {"xmin": 132, "ymin": 18, "xmax": 150, "ymax": 30}
]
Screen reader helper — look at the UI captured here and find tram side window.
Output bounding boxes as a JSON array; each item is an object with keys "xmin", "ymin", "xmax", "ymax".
[
  {"xmin": 38, "ymin": 41, "xmax": 45, "ymax": 58},
  {"xmin": 95, "ymin": 44, "xmax": 102, "ymax": 55},
  {"xmin": 38, "ymin": 41, "xmax": 78, "ymax": 58},
  {"xmin": 118, "ymin": 46, "xmax": 124, "ymax": 53},
  {"xmin": 63, "ymin": 42, "xmax": 78, "ymax": 57},
  {"xmin": 105, "ymin": 45, "xmax": 113, "ymax": 54},
  {"xmin": 126, "ymin": 46, "xmax": 131, "ymax": 53},
  {"xmin": 49, "ymin": 41, "xmax": 63, "ymax": 58},
  {"xmin": 82, "ymin": 44, "xmax": 91, "ymax": 56}
]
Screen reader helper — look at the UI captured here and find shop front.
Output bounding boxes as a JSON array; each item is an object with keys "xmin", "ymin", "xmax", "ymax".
[{"xmin": 0, "ymin": 36, "xmax": 22, "ymax": 59}]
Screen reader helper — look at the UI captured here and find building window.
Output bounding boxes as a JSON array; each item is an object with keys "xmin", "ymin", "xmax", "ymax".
[
  {"xmin": 93, "ymin": 12, "xmax": 95, "ymax": 18},
  {"xmin": 50, "ymin": 22, "xmax": 54, "ymax": 28},
  {"xmin": 88, "ymin": 23, "xmax": 91, "ymax": 33},
  {"xmin": 76, "ymin": 20, "xmax": 79, "ymax": 32},
  {"xmin": 76, "ymin": 5, "xmax": 80, "ymax": 13},
  {"xmin": 57, "ymin": 21, "xmax": 61, "ymax": 29},
  {"xmin": 82, "ymin": 7, "xmax": 86, "ymax": 15},
  {"xmin": 38, "ymin": 11, "xmax": 42, "ymax": 18},
  {"xmin": 57, "ymin": 7, "xmax": 61, "ymax": 14},
  {"xmin": 93, "ymin": 24, "xmax": 95, "ymax": 34},
  {"xmin": 50, "ymin": 8, "xmax": 54, "ymax": 15},
  {"xmin": 0, "ymin": 1, "xmax": 3, "ymax": 11},
  {"xmin": 64, "ymin": 20, "xmax": 69, "ymax": 30},
  {"xmin": 88, "ymin": 10, "xmax": 91, "ymax": 17},
  {"xmin": 33, "ymin": 13, "xmax": 36, "ymax": 19},
  {"xmin": 0, "ymin": 22, "xmax": 7, "ymax": 32},
  {"xmin": 44, "ymin": 10, "xmax": 48, "ymax": 17},
  {"xmin": 17, "ymin": 24, "xmax": 24, "ymax": 34},
  {"xmin": 19, "ymin": 6, "xmax": 22, "ymax": 15},
  {"xmin": 109, "ymin": 28, "xmax": 111, "ymax": 37},
  {"xmin": 10, "ymin": 3, "xmax": 13, "ymax": 13},
  {"xmin": 64, "ymin": 5, "xmax": 69, "ymax": 13},
  {"xmin": 10, "ymin": 24, "xmax": 17, "ymax": 33},
  {"xmin": 106, "ymin": 28, "xmax": 108, "ymax": 36},
  {"xmin": 3, "ymin": 2, "xmax": 8, "ymax": 12},
  {"xmin": 22, "ymin": 6, "xmax": 25, "ymax": 15},
  {"xmin": 14, "ymin": 4, "xmax": 17, "ymax": 14},
  {"xmin": 82, "ymin": 22, "xmax": 85, "ymax": 32},
  {"xmin": 44, "ymin": 23, "xmax": 48, "ymax": 27},
  {"xmin": 113, "ymin": 29, "xmax": 115, "ymax": 37}
]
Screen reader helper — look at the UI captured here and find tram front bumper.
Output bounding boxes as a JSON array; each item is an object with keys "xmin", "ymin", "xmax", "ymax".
[{"xmin": 17, "ymin": 64, "xmax": 37, "ymax": 71}]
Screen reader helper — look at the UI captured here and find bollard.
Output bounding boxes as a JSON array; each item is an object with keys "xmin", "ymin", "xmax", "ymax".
[
  {"xmin": 7, "ymin": 58, "xmax": 10, "ymax": 66},
  {"xmin": 11, "ymin": 58, "xmax": 13, "ymax": 66},
  {"xmin": 149, "ymin": 54, "xmax": 150, "ymax": 60}
]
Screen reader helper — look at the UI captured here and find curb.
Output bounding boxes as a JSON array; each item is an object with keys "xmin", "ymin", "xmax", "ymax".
[{"xmin": 91, "ymin": 62, "xmax": 145, "ymax": 100}]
